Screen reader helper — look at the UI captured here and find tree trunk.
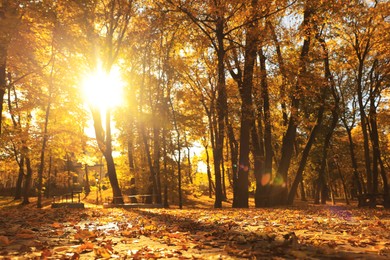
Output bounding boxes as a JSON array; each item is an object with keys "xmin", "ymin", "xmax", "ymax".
[
  {"xmin": 275, "ymin": 5, "xmax": 313, "ymax": 206},
  {"xmin": 104, "ymin": 109, "xmax": 123, "ymax": 204},
  {"xmin": 0, "ymin": 48, "xmax": 6, "ymax": 135},
  {"xmin": 204, "ymin": 142, "xmax": 214, "ymax": 198},
  {"xmin": 84, "ymin": 164, "xmax": 90, "ymax": 196},
  {"xmin": 14, "ymin": 156, "xmax": 25, "ymax": 200},
  {"xmin": 288, "ymin": 102, "xmax": 325, "ymax": 205},
  {"xmin": 162, "ymin": 127, "xmax": 170, "ymax": 208},
  {"xmin": 356, "ymin": 59, "xmax": 373, "ymax": 202},
  {"xmin": 141, "ymin": 124, "xmax": 158, "ymax": 204},
  {"xmin": 153, "ymin": 126, "xmax": 162, "ymax": 203},
  {"xmin": 300, "ymin": 179, "xmax": 306, "ymax": 201},
  {"xmin": 127, "ymin": 138, "xmax": 135, "ymax": 170},
  {"xmin": 259, "ymin": 48, "xmax": 273, "ymax": 185},
  {"xmin": 267, "ymin": 21, "xmax": 288, "ymax": 126},
  {"xmin": 37, "ymin": 77, "xmax": 52, "ymax": 208},
  {"xmin": 169, "ymin": 95, "xmax": 183, "ymax": 209},
  {"xmin": 22, "ymin": 157, "xmax": 33, "ymax": 205},
  {"xmin": 234, "ymin": 0, "xmax": 258, "ymax": 208},
  {"xmin": 227, "ymin": 122, "xmax": 238, "ymax": 204},
  {"xmin": 177, "ymin": 149, "xmax": 182, "ymax": 209},
  {"xmin": 344, "ymin": 124, "xmax": 363, "ymax": 201},
  {"xmin": 185, "ymin": 134, "xmax": 193, "ymax": 184},
  {"xmin": 378, "ymin": 157, "xmax": 389, "ymax": 208},
  {"xmin": 213, "ymin": 17, "xmax": 227, "ymax": 209},
  {"xmin": 335, "ymin": 159, "xmax": 350, "ymax": 205},
  {"xmin": 253, "ymin": 99, "xmax": 265, "ymax": 207},
  {"xmin": 0, "ymin": 1, "xmax": 19, "ymax": 134}
]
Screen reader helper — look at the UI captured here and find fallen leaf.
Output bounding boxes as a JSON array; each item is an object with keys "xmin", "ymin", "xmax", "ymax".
[
  {"xmin": 77, "ymin": 241, "xmax": 94, "ymax": 253},
  {"xmin": 94, "ymin": 247, "xmax": 111, "ymax": 258},
  {"xmin": 0, "ymin": 236, "xmax": 10, "ymax": 245},
  {"xmin": 15, "ymin": 233, "xmax": 35, "ymax": 239},
  {"xmin": 52, "ymin": 222, "xmax": 63, "ymax": 229}
]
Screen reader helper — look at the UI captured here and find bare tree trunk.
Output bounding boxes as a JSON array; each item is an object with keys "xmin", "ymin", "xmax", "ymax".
[
  {"xmin": 169, "ymin": 96, "xmax": 183, "ymax": 209},
  {"xmin": 300, "ymin": 179, "xmax": 306, "ymax": 201},
  {"xmin": 84, "ymin": 164, "xmax": 90, "ymax": 196},
  {"xmin": 14, "ymin": 156, "xmax": 25, "ymax": 200},
  {"xmin": 204, "ymin": 142, "xmax": 214, "ymax": 198},
  {"xmin": 335, "ymin": 158, "xmax": 350, "ymax": 205},
  {"xmin": 153, "ymin": 126, "xmax": 162, "ymax": 204},
  {"xmin": 213, "ymin": 17, "xmax": 227, "ymax": 209},
  {"xmin": 234, "ymin": 0, "xmax": 258, "ymax": 208},
  {"xmin": 37, "ymin": 60, "xmax": 54, "ymax": 208},
  {"xmin": 259, "ymin": 47, "xmax": 273, "ymax": 185},
  {"xmin": 275, "ymin": 4, "xmax": 313, "ymax": 206},
  {"xmin": 22, "ymin": 157, "xmax": 33, "ymax": 205},
  {"xmin": 226, "ymin": 122, "xmax": 238, "ymax": 204},
  {"xmin": 357, "ymin": 59, "xmax": 373, "ymax": 204},
  {"xmin": 288, "ymin": 103, "xmax": 325, "ymax": 205}
]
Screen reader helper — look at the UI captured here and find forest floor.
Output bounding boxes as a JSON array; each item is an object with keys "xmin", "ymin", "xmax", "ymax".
[{"xmin": 0, "ymin": 195, "xmax": 389, "ymax": 259}]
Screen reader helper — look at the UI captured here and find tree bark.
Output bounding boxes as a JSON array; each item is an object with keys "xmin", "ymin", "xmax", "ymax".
[
  {"xmin": 234, "ymin": 0, "xmax": 258, "ymax": 208},
  {"xmin": 93, "ymin": 108, "xmax": 123, "ymax": 204},
  {"xmin": 288, "ymin": 102, "xmax": 325, "ymax": 205},
  {"xmin": 213, "ymin": 17, "xmax": 227, "ymax": 209},
  {"xmin": 275, "ymin": 5, "xmax": 313, "ymax": 205},
  {"xmin": 204, "ymin": 142, "xmax": 215, "ymax": 198},
  {"xmin": 259, "ymin": 48, "xmax": 273, "ymax": 182},
  {"xmin": 14, "ymin": 156, "xmax": 25, "ymax": 200},
  {"xmin": 22, "ymin": 157, "xmax": 33, "ymax": 205}
]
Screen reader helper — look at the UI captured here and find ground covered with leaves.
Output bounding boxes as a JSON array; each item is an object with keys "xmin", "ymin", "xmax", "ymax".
[{"xmin": 0, "ymin": 199, "xmax": 389, "ymax": 259}]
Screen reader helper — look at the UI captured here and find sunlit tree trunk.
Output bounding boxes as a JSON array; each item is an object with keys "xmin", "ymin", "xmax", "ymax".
[
  {"xmin": 37, "ymin": 90, "xmax": 51, "ymax": 208},
  {"xmin": 169, "ymin": 96, "xmax": 183, "ymax": 209},
  {"xmin": 37, "ymin": 54, "xmax": 55, "ymax": 208},
  {"xmin": 91, "ymin": 107, "xmax": 124, "ymax": 204},
  {"xmin": 153, "ymin": 126, "xmax": 162, "ymax": 203},
  {"xmin": 162, "ymin": 127, "xmax": 169, "ymax": 207}
]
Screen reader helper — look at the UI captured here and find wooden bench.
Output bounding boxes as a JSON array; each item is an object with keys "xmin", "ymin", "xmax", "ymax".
[
  {"xmin": 103, "ymin": 195, "xmax": 163, "ymax": 208},
  {"xmin": 358, "ymin": 193, "xmax": 389, "ymax": 208},
  {"xmin": 52, "ymin": 190, "xmax": 84, "ymax": 208}
]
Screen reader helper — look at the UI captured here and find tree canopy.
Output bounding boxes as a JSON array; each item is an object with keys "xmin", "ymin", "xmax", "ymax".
[{"xmin": 0, "ymin": 0, "xmax": 389, "ymax": 208}]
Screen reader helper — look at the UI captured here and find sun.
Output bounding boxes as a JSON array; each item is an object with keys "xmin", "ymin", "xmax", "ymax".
[{"xmin": 82, "ymin": 65, "xmax": 125, "ymax": 111}]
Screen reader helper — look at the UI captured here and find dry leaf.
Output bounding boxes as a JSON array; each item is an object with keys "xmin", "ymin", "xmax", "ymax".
[{"xmin": 0, "ymin": 236, "xmax": 10, "ymax": 246}]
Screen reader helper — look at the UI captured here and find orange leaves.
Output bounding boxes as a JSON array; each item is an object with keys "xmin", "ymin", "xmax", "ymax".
[
  {"xmin": 0, "ymin": 206, "xmax": 389, "ymax": 259},
  {"xmin": 76, "ymin": 241, "xmax": 94, "ymax": 253},
  {"xmin": 51, "ymin": 222, "xmax": 63, "ymax": 229},
  {"xmin": 74, "ymin": 229, "xmax": 97, "ymax": 241},
  {"xmin": 0, "ymin": 236, "xmax": 10, "ymax": 246},
  {"xmin": 94, "ymin": 247, "xmax": 111, "ymax": 258}
]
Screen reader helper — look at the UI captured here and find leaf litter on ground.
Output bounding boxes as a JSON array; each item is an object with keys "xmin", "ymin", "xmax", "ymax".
[{"xmin": 0, "ymin": 200, "xmax": 389, "ymax": 259}]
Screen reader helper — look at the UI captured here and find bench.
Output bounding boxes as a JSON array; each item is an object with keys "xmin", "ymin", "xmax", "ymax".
[
  {"xmin": 51, "ymin": 190, "xmax": 84, "ymax": 208},
  {"xmin": 103, "ymin": 195, "xmax": 163, "ymax": 208},
  {"xmin": 358, "ymin": 193, "xmax": 390, "ymax": 208}
]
